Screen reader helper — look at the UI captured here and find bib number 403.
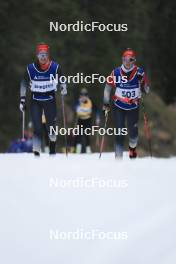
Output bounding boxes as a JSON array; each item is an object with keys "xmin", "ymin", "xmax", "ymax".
[{"xmin": 122, "ymin": 90, "xmax": 136, "ymax": 98}]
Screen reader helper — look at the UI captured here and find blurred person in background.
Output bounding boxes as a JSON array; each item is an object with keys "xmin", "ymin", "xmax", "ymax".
[
  {"xmin": 6, "ymin": 121, "xmax": 33, "ymax": 153},
  {"xmin": 74, "ymin": 88, "xmax": 100, "ymax": 153}
]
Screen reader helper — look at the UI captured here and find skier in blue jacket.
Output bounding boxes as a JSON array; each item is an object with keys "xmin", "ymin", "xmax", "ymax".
[{"xmin": 19, "ymin": 43, "xmax": 67, "ymax": 156}]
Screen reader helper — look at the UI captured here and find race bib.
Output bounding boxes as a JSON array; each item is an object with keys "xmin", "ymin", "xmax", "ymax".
[
  {"xmin": 115, "ymin": 88, "xmax": 140, "ymax": 99},
  {"xmin": 30, "ymin": 80, "xmax": 57, "ymax": 92}
]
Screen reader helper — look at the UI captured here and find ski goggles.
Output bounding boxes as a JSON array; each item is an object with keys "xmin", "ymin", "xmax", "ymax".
[
  {"xmin": 122, "ymin": 56, "xmax": 135, "ymax": 63},
  {"xmin": 37, "ymin": 52, "xmax": 49, "ymax": 59}
]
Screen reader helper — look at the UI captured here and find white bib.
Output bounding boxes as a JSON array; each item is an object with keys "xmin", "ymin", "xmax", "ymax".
[
  {"xmin": 30, "ymin": 80, "xmax": 57, "ymax": 92},
  {"xmin": 115, "ymin": 87, "xmax": 141, "ymax": 99}
]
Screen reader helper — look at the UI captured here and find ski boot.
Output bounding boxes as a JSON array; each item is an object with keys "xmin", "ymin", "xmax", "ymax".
[
  {"xmin": 76, "ymin": 144, "xmax": 82, "ymax": 154},
  {"xmin": 86, "ymin": 146, "xmax": 92, "ymax": 154},
  {"xmin": 33, "ymin": 151, "xmax": 40, "ymax": 157},
  {"xmin": 129, "ymin": 146, "xmax": 137, "ymax": 159}
]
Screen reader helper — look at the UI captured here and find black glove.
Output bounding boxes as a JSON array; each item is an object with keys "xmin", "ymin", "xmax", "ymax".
[
  {"xmin": 102, "ymin": 104, "xmax": 110, "ymax": 115},
  {"xmin": 19, "ymin": 97, "xmax": 26, "ymax": 112}
]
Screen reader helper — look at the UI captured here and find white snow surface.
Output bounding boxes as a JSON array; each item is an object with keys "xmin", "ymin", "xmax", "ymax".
[{"xmin": 0, "ymin": 153, "xmax": 175, "ymax": 264}]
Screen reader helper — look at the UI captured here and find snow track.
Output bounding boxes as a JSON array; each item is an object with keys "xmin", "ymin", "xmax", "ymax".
[{"xmin": 0, "ymin": 153, "xmax": 175, "ymax": 264}]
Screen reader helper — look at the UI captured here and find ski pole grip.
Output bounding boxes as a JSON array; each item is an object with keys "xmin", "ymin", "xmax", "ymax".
[{"xmin": 105, "ymin": 110, "xmax": 108, "ymax": 117}]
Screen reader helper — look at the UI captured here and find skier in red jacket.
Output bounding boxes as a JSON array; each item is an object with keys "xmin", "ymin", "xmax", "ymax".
[{"xmin": 103, "ymin": 48, "xmax": 150, "ymax": 159}]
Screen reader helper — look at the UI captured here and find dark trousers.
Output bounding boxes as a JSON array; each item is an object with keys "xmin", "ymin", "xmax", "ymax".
[
  {"xmin": 113, "ymin": 106, "xmax": 139, "ymax": 150},
  {"xmin": 75, "ymin": 118, "xmax": 92, "ymax": 151},
  {"xmin": 30, "ymin": 95, "xmax": 56, "ymax": 152},
  {"xmin": 42, "ymin": 123, "xmax": 49, "ymax": 148}
]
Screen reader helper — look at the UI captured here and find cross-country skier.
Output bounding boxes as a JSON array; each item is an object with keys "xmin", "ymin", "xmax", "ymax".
[
  {"xmin": 19, "ymin": 43, "xmax": 67, "ymax": 156},
  {"xmin": 103, "ymin": 48, "xmax": 149, "ymax": 159},
  {"xmin": 74, "ymin": 88, "xmax": 100, "ymax": 153}
]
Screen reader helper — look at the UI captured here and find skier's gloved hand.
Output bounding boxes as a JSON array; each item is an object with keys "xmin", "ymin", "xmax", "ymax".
[
  {"xmin": 102, "ymin": 104, "xmax": 110, "ymax": 115},
  {"xmin": 19, "ymin": 97, "xmax": 26, "ymax": 112},
  {"xmin": 60, "ymin": 84, "xmax": 67, "ymax": 96},
  {"xmin": 138, "ymin": 73, "xmax": 150, "ymax": 94}
]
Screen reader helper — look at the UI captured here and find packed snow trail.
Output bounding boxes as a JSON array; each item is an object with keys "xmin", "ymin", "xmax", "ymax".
[{"xmin": 0, "ymin": 153, "xmax": 175, "ymax": 264}]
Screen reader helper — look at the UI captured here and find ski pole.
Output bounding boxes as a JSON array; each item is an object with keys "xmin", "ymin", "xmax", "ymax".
[
  {"xmin": 22, "ymin": 110, "xmax": 25, "ymax": 141},
  {"xmin": 61, "ymin": 95, "xmax": 68, "ymax": 156},
  {"xmin": 95, "ymin": 119, "xmax": 101, "ymax": 150},
  {"xmin": 141, "ymin": 97, "xmax": 153, "ymax": 157},
  {"xmin": 99, "ymin": 110, "xmax": 109, "ymax": 159},
  {"xmin": 95, "ymin": 132, "xmax": 100, "ymax": 150}
]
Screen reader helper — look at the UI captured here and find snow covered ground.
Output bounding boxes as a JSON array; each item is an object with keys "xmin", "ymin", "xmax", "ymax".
[{"xmin": 0, "ymin": 153, "xmax": 175, "ymax": 264}]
